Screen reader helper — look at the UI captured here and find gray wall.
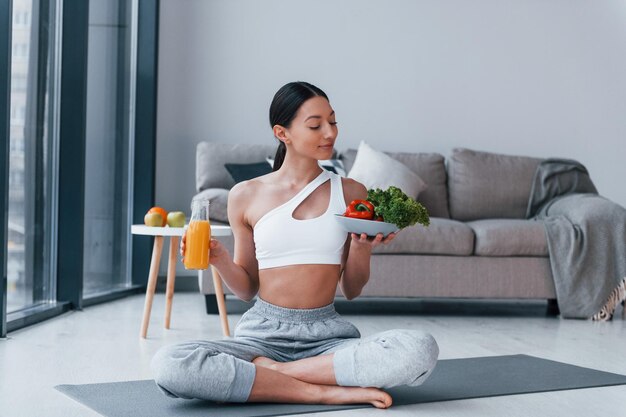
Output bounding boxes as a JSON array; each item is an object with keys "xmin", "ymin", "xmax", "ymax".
[{"xmin": 156, "ymin": 0, "xmax": 626, "ymax": 275}]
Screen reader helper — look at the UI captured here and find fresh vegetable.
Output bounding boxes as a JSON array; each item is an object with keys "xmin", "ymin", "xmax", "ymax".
[
  {"xmin": 344, "ymin": 199, "xmax": 375, "ymax": 220},
  {"xmin": 366, "ymin": 186, "xmax": 430, "ymax": 229}
]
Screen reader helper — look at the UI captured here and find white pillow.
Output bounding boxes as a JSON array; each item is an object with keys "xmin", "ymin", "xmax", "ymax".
[{"xmin": 347, "ymin": 141, "xmax": 428, "ymax": 198}]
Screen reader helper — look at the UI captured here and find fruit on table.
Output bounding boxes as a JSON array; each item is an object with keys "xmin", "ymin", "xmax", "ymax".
[
  {"xmin": 144, "ymin": 212, "xmax": 163, "ymax": 227},
  {"xmin": 147, "ymin": 206, "xmax": 168, "ymax": 226},
  {"xmin": 167, "ymin": 211, "xmax": 186, "ymax": 227}
]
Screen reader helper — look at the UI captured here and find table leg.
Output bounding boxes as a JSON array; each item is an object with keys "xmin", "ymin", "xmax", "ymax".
[
  {"xmin": 164, "ymin": 236, "xmax": 179, "ymax": 329},
  {"xmin": 211, "ymin": 266, "xmax": 231, "ymax": 337},
  {"xmin": 140, "ymin": 236, "xmax": 164, "ymax": 338}
]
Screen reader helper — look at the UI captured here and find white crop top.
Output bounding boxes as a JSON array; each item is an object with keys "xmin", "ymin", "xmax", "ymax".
[{"xmin": 254, "ymin": 169, "xmax": 348, "ymax": 270}]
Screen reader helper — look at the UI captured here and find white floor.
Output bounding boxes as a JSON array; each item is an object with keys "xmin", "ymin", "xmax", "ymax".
[{"xmin": 1, "ymin": 293, "xmax": 626, "ymax": 417}]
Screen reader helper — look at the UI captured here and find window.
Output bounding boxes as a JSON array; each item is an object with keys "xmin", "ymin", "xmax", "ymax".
[
  {"xmin": 12, "ymin": 74, "xmax": 27, "ymax": 91},
  {"xmin": 7, "ymin": 0, "xmax": 60, "ymax": 314},
  {"xmin": 2, "ymin": 0, "xmax": 157, "ymax": 336},
  {"xmin": 13, "ymin": 11, "xmax": 30, "ymax": 26},
  {"xmin": 13, "ymin": 43, "xmax": 28, "ymax": 58},
  {"xmin": 82, "ymin": 0, "xmax": 138, "ymax": 297}
]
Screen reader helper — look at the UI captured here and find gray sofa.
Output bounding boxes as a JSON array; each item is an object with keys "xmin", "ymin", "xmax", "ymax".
[{"xmin": 193, "ymin": 142, "xmax": 557, "ymax": 313}]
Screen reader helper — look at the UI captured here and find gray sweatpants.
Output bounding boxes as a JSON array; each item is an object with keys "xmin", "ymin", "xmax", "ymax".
[{"xmin": 151, "ymin": 298, "xmax": 439, "ymax": 402}]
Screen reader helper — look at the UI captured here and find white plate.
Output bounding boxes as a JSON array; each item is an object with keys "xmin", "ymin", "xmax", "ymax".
[{"xmin": 334, "ymin": 214, "xmax": 399, "ymax": 237}]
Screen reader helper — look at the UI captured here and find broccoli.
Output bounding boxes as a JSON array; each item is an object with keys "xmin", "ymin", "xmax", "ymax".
[{"xmin": 367, "ymin": 186, "xmax": 430, "ymax": 229}]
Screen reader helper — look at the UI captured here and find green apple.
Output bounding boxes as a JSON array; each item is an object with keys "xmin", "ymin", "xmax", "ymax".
[
  {"xmin": 167, "ymin": 211, "xmax": 186, "ymax": 228},
  {"xmin": 144, "ymin": 212, "xmax": 163, "ymax": 227}
]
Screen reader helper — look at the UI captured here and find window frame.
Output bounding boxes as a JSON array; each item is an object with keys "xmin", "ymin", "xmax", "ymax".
[
  {"xmin": 1, "ymin": 0, "xmax": 160, "ymax": 334},
  {"xmin": 1, "ymin": 0, "xmax": 12, "ymax": 338}
]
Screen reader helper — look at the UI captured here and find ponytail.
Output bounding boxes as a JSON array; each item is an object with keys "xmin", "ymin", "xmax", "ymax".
[{"xmin": 273, "ymin": 141, "xmax": 287, "ymax": 172}]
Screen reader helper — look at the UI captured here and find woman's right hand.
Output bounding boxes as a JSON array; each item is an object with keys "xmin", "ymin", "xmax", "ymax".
[{"xmin": 180, "ymin": 231, "xmax": 229, "ymax": 266}]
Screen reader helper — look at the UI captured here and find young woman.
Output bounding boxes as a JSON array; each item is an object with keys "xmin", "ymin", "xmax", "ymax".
[{"xmin": 151, "ymin": 81, "xmax": 439, "ymax": 409}]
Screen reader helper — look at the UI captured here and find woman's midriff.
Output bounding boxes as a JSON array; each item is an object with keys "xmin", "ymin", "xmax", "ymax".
[{"xmin": 258, "ymin": 264, "xmax": 342, "ymax": 309}]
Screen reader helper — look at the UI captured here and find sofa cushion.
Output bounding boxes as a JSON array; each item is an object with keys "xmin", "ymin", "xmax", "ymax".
[
  {"xmin": 447, "ymin": 148, "xmax": 543, "ymax": 221},
  {"xmin": 196, "ymin": 141, "xmax": 276, "ymax": 192},
  {"xmin": 467, "ymin": 219, "xmax": 548, "ymax": 257},
  {"xmin": 347, "ymin": 141, "xmax": 428, "ymax": 200},
  {"xmin": 372, "ymin": 218, "xmax": 474, "ymax": 256},
  {"xmin": 340, "ymin": 148, "xmax": 450, "ymax": 219},
  {"xmin": 193, "ymin": 188, "xmax": 229, "ymax": 223},
  {"xmin": 225, "ymin": 161, "xmax": 273, "ymax": 183}
]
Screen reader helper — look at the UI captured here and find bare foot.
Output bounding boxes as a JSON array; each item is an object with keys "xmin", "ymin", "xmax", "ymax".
[
  {"xmin": 250, "ymin": 358, "xmax": 391, "ymax": 408},
  {"xmin": 321, "ymin": 385, "xmax": 393, "ymax": 409},
  {"xmin": 252, "ymin": 356, "xmax": 281, "ymax": 372}
]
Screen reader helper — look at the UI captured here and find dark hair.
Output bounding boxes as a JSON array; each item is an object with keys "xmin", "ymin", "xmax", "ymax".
[{"xmin": 269, "ymin": 81, "xmax": 329, "ymax": 171}]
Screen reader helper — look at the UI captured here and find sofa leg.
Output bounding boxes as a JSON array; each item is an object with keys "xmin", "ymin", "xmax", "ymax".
[
  {"xmin": 205, "ymin": 294, "xmax": 219, "ymax": 314},
  {"xmin": 547, "ymin": 299, "xmax": 560, "ymax": 316}
]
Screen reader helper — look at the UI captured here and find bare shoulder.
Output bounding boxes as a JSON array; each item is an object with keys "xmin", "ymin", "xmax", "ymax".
[
  {"xmin": 340, "ymin": 177, "xmax": 368, "ymax": 205},
  {"xmin": 229, "ymin": 171, "xmax": 276, "ymax": 198},
  {"xmin": 228, "ymin": 173, "xmax": 277, "ymax": 223},
  {"xmin": 228, "ymin": 180, "xmax": 256, "ymax": 206}
]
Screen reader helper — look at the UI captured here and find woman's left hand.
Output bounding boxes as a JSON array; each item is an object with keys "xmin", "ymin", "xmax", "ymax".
[{"xmin": 350, "ymin": 231, "xmax": 399, "ymax": 249}]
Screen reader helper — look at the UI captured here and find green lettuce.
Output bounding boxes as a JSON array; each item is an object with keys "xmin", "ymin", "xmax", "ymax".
[{"xmin": 367, "ymin": 186, "xmax": 430, "ymax": 229}]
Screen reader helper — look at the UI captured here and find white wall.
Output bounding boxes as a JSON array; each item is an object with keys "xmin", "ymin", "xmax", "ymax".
[{"xmin": 156, "ymin": 0, "xmax": 626, "ymax": 274}]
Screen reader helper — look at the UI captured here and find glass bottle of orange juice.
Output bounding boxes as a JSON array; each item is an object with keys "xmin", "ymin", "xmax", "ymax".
[{"xmin": 184, "ymin": 198, "xmax": 211, "ymax": 270}]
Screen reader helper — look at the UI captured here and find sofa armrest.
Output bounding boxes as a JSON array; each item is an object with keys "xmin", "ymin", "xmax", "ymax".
[
  {"xmin": 193, "ymin": 188, "xmax": 229, "ymax": 223},
  {"xmin": 196, "ymin": 141, "xmax": 276, "ymax": 192}
]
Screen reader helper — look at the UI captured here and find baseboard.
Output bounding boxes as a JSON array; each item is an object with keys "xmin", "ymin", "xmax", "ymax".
[
  {"xmin": 155, "ymin": 274, "xmax": 198, "ymax": 293},
  {"xmin": 204, "ymin": 295, "xmax": 558, "ymax": 317}
]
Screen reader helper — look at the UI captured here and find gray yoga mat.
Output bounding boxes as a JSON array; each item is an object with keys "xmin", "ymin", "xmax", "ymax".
[{"xmin": 55, "ymin": 354, "xmax": 626, "ymax": 417}]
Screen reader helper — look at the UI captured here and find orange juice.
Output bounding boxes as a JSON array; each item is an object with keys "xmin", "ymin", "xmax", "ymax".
[{"xmin": 184, "ymin": 220, "xmax": 211, "ymax": 270}]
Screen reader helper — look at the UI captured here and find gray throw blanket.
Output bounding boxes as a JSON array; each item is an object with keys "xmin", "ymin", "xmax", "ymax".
[{"xmin": 527, "ymin": 158, "xmax": 626, "ymax": 319}]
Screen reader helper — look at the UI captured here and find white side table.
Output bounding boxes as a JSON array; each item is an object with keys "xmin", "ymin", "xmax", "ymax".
[{"xmin": 131, "ymin": 224, "xmax": 232, "ymax": 338}]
